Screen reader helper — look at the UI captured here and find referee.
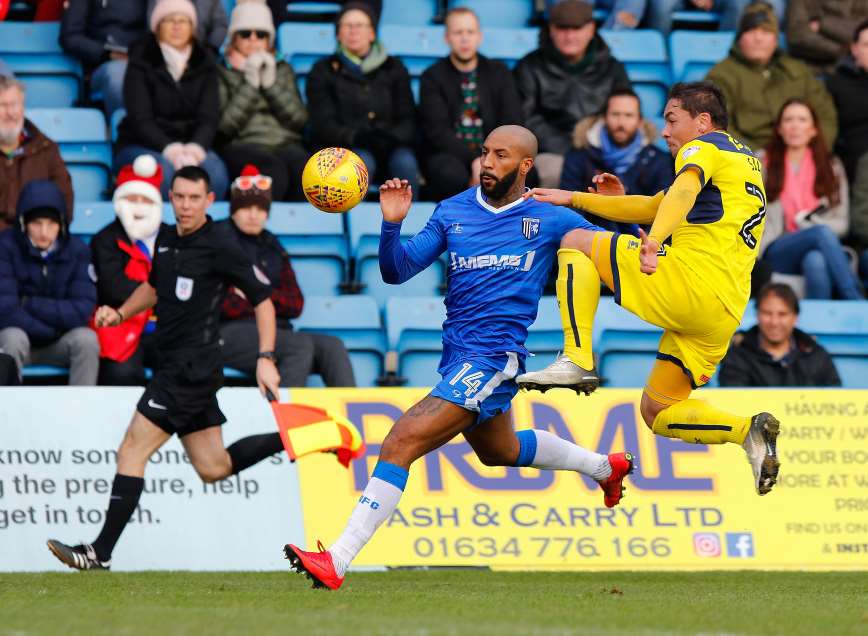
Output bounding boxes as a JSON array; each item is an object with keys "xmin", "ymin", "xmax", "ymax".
[{"xmin": 48, "ymin": 166, "xmax": 285, "ymax": 570}]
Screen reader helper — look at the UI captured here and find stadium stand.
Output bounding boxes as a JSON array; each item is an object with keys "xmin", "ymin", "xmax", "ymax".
[
  {"xmin": 0, "ymin": 21, "xmax": 81, "ymax": 108},
  {"xmin": 347, "ymin": 202, "xmax": 444, "ymax": 309},
  {"xmin": 669, "ymin": 30, "xmax": 735, "ymax": 82},
  {"xmin": 525, "ymin": 295, "xmax": 562, "ymax": 372},
  {"xmin": 255, "ymin": 203, "xmax": 350, "ymax": 297},
  {"xmin": 25, "ymin": 108, "xmax": 111, "ymax": 202},
  {"xmin": 380, "ymin": 0, "xmax": 437, "ymax": 25},
  {"xmin": 12, "ymin": 10, "xmax": 868, "ymax": 390},
  {"xmin": 293, "ymin": 295, "xmax": 387, "ymax": 387},
  {"xmin": 599, "ymin": 29, "xmax": 670, "ymax": 118},
  {"xmin": 386, "ymin": 295, "xmax": 446, "ymax": 387},
  {"xmin": 453, "ymin": 0, "xmax": 534, "ymax": 29}
]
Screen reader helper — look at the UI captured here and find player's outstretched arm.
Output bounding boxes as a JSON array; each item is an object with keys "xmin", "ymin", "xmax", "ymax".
[
  {"xmin": 94, "ymin": 281, "xmax": 157, "ymax": 327},
  {"xmin": 524, "ymin": 188, "xmax": 662, "ymax": 224},
  {"xmin": 378, "ymin": 177, "xmax": 446, "ymax": 285},
  {"xmin": 253, "ymin": 297, "xmax": 280, "ymax": 398}
]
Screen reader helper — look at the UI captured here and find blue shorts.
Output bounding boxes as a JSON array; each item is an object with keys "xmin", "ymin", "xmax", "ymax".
[{"xmin": 431, "ymin": 350, "xmax": 525, "ymax": 430}]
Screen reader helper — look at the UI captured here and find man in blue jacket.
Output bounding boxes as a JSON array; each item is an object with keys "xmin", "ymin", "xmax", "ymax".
[
  {"xmin": 0, "ymin": 180, "xmax": 99, "ymax": 385},
  {"xmin": 560, "ymin": 89, "xmax": 673, "ymax": 234}
]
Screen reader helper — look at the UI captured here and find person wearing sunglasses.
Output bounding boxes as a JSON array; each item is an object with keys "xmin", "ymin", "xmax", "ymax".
[
  {"xmin": 219, "ymin": 165, "xmax": 356, "ymax": 387},
  {"xmin": 216, "ymin": 0, "xmax": 309, "ymax": 201}
]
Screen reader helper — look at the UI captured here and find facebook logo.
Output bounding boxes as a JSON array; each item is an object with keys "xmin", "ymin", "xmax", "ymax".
[{"xmin": 726, "ymin": 533, "xmax": 755, "ymax": 558}]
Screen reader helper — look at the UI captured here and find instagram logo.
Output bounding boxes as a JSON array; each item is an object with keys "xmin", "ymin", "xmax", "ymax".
[{"xmin": 693, "ymin": 533, "xmax": 722, "ymax": 557}]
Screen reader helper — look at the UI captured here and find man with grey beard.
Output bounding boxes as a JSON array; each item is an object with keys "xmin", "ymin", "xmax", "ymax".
[{"xmin": 0, "ymin": 76, "xmax": 73, "ymax": 233}]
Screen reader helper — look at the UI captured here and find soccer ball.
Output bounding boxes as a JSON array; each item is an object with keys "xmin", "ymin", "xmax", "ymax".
[{"xmin": 301, "ymin": 148, "xmax": 369, "ymax": 213}]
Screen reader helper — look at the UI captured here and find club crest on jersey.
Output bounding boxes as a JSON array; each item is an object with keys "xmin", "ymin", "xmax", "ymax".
[
  {"xmin": 175, "ymin": 276, "xmax": 194, "ymax": 301},
  {"xmin": 522, "ymin": 217, "xmax": 540, "ymax": 240},
  {"xmin": 681, "ymin": 145, "xmax": 701, "ymax": 160}
]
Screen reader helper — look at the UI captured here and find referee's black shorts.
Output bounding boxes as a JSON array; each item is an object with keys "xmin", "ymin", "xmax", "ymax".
[{"xmin": 136, "ymin": 345, "xmax": 226, "ymax": 437}]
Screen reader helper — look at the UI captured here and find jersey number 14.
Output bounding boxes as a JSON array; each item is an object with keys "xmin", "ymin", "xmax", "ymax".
[{"xmin": 450, "ymin": 363, "xmax": 485, "ymax": 397}]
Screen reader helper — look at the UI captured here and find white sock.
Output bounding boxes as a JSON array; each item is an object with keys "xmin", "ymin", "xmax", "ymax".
[
  {"xmin": 329, "ymin": 463, "xmax": 408, "ymax": 577},
  {"xmin": 522, "ymin": 429, "xmax": 611, "ymax": 481}
]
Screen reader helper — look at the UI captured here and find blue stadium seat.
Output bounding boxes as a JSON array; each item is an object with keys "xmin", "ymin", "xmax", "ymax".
[
  {"xmin": 599, "ymin": 29, "xmax": 670, "ymax": 118},
  {"xmin": 286, "ymin": 1, "xmax": 341, "ymax": 16},
  {"xmin": 111, "ymin": 108, "xmax": 125, "ymax": 143},
  {"xmin": 70, "ymin": 202, "xmax": 116, "ymax": 242},
  {"xmin": 293, "ymin": 295, "xmax": 387, "ymax": 386},
  {"xmin": 600, "ymin": 29, "xmax": 671, "ymax": 83},
  {"xmin": 347, "ymin": 202, "xmax": 444, "ymax": 308},
  {"xmin": 22, "ymin": 365, "xmax": 69, "ymax": 379},
  {"xmin": 380, "ymin": 0, "xmax": 436, "ymax": 25},
  {"xmin": 276, "ymin": 22, "xmax": 335, "ymax": 76},
  {"xmin": 379, "ymin": 25, "xmax": 448, "ymax": 77},
  {"xmin": 265, "ymin": 202, "xmax": 349, "ymax": 296},
  {"xmin": 633, "ymin": 83, "xmax": 668, "ymax": 120},
  {"xmin": 27, "ymin": 108, "xmax": 112, "ymax": 201},
  {"xmin": 16, "ymin": 75, "xmax": 79, "ymax": 108},
  {"xmin": 525, "ymin": 296, "xmax": 562, "ymax": 372},
  {"xmin": 386, "ymin": 295, "xmax": 445, "ymax": 387},
  {"xmin": 671, "ymin": 10, "xmax": 721, "ymax": 26},
  {"xmin": 453, "ymin": 0, "xmax": 532, "ymax": 28},
  {"xmin": 650, "ymin": 116, "xmax": 668, "ymax": 152},
  {"xmin": 0, "ymin": 22, "xmax": 82, "ymax": 108},
  {"xmin": 669, "ymin": 31, "xmax": 734, "ymax": 82},
  {"xmin": 595, "ymin": 297, "xmax": 661, "ymax": 387},
  {"xmin": 478, "ymin": 27, "xmax": 538, "ymax": 67}
]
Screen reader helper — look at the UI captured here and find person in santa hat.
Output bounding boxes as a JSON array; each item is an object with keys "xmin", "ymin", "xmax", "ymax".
[
  {"xmin": 219, "ymin": 165, "xmax": 356, "ymax": 386},
  {"xmin": 90, "ymin": 154, "xmax": 169, "ymax": 385}
]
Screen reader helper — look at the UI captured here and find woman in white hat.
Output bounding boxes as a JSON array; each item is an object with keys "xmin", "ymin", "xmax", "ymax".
[
  {"xmin": 115, "ymin": 0, "xmax": 229, "ymax": 198},
  {"xmin": 216, "ymin": 0, "xmax": 309, "ymax": 201}
]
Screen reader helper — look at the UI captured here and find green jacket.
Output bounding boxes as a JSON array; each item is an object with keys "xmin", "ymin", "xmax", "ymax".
[
  {"xmin": 706, "ymin": 46, "xmax": 838, "ymax": 152},
  {"xmin": 217, "ymin": 59, "xmax": 308, "ymax": 149}
]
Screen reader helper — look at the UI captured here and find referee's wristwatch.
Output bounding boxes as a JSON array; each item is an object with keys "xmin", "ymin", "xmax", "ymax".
[{"xmin": 258, "ymin": 351, "xmax": 277, "ymax": 362}]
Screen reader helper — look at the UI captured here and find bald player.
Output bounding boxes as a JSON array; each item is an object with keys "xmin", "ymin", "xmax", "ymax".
[{"xmin": 284, "ymin": 125, "xmax": 635, "ymax": 590}]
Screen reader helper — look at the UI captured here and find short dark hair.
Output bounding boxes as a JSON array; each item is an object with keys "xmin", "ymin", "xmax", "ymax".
[
  {"xmin": 667, "ymin": 81, "xmax": 728, "ymax": 130},
  {"xmin": 757, "ymin": 282, "xmax": 800, "ymax": 314},
  {"xmin": 605, "ymin": 88, "xmax": 641, "ymax": 115},
  {"xmin": 171, "ymin": 165, "xmax": 211, "ymax": 191},
  {"xmin": 854, "ymin": 18, "xmax": 868, "ymax": 42}
]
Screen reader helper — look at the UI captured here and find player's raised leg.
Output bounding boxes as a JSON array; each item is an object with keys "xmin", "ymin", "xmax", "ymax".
[
  {"xmin": 517, "ymin": 229, "xmax": 615, "ymax": 393},
  {"xmin": 463, "ymin": 412, "xmax": 634, "ymax": 508},
  {"xmin": 285, "ymin": 395, "xmax": 476, "ymax": 590},
  {"xmin": 47, "ymin": 412, "xmax": 171, "ymax": 570},
  {"xmin": 640, "ymin": 358, "xmax": 780, "ymax": 495}
]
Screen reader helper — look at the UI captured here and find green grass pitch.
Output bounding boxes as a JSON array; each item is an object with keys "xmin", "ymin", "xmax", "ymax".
[{"xmin": 1, "ymin": 570, "xmax": 865, "ymax": 635}]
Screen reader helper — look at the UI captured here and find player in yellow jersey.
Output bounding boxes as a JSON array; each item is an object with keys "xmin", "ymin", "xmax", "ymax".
[{"xmin": 516, "ymin": 82, "xmax": 780, "ymax": 496}]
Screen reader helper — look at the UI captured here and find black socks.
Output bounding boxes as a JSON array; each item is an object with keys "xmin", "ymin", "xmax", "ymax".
[
  {"xmin": 91, "ymin": 474, "xmax": 144, "ymax": 562},
  {"xmin": 226, "ymin": 432, "xmax": 284, "ymax": 474}
]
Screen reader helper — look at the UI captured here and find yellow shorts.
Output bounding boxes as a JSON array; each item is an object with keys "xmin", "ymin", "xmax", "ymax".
[{"xmin": 593, "ymin": 233, "xmax": 740, "ymax": 392}]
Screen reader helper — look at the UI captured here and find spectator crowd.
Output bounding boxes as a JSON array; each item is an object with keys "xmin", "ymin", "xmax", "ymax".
[{"xmin": 1, "ymin": 0, "xmax": 866, "ymax": 389}]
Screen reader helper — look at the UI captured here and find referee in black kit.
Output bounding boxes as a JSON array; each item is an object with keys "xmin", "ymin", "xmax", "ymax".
[{"xmin": 48, "ymin": 166, "xmax": 286, "ymax": 570}]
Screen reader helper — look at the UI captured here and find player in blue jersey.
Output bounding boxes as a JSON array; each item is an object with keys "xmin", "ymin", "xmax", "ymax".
[{"xmin": 284, "ymin": 126, "xmax": 634, "ymax": 590}]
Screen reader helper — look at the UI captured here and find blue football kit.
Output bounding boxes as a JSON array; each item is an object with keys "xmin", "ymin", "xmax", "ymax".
[{"xmin": 379, "ymin": 186, "xmax": 599, "ymax": 426}]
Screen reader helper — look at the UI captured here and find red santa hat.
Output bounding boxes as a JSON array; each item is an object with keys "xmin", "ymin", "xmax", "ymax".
[{"xmin": 113, "ymin": 155, "xmax": 163, "ymax": 205}]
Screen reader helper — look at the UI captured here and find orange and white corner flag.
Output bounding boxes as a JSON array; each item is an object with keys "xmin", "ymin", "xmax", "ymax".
[{"xmin": 267, "ymin": 392, "xmax": 365, "ymax": 467}]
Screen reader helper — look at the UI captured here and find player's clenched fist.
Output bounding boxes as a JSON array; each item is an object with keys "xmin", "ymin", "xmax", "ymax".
[
  {"xmin": 638, "ymin": 228, "xmax": 659, "ymax": 275},
  {"xmin": 94, "ymin": 305, "xmax": 123, "ymax": 327},
  {"xmin": 379, "ymin": 178, "xmax": 412, "ymax": 223}
]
